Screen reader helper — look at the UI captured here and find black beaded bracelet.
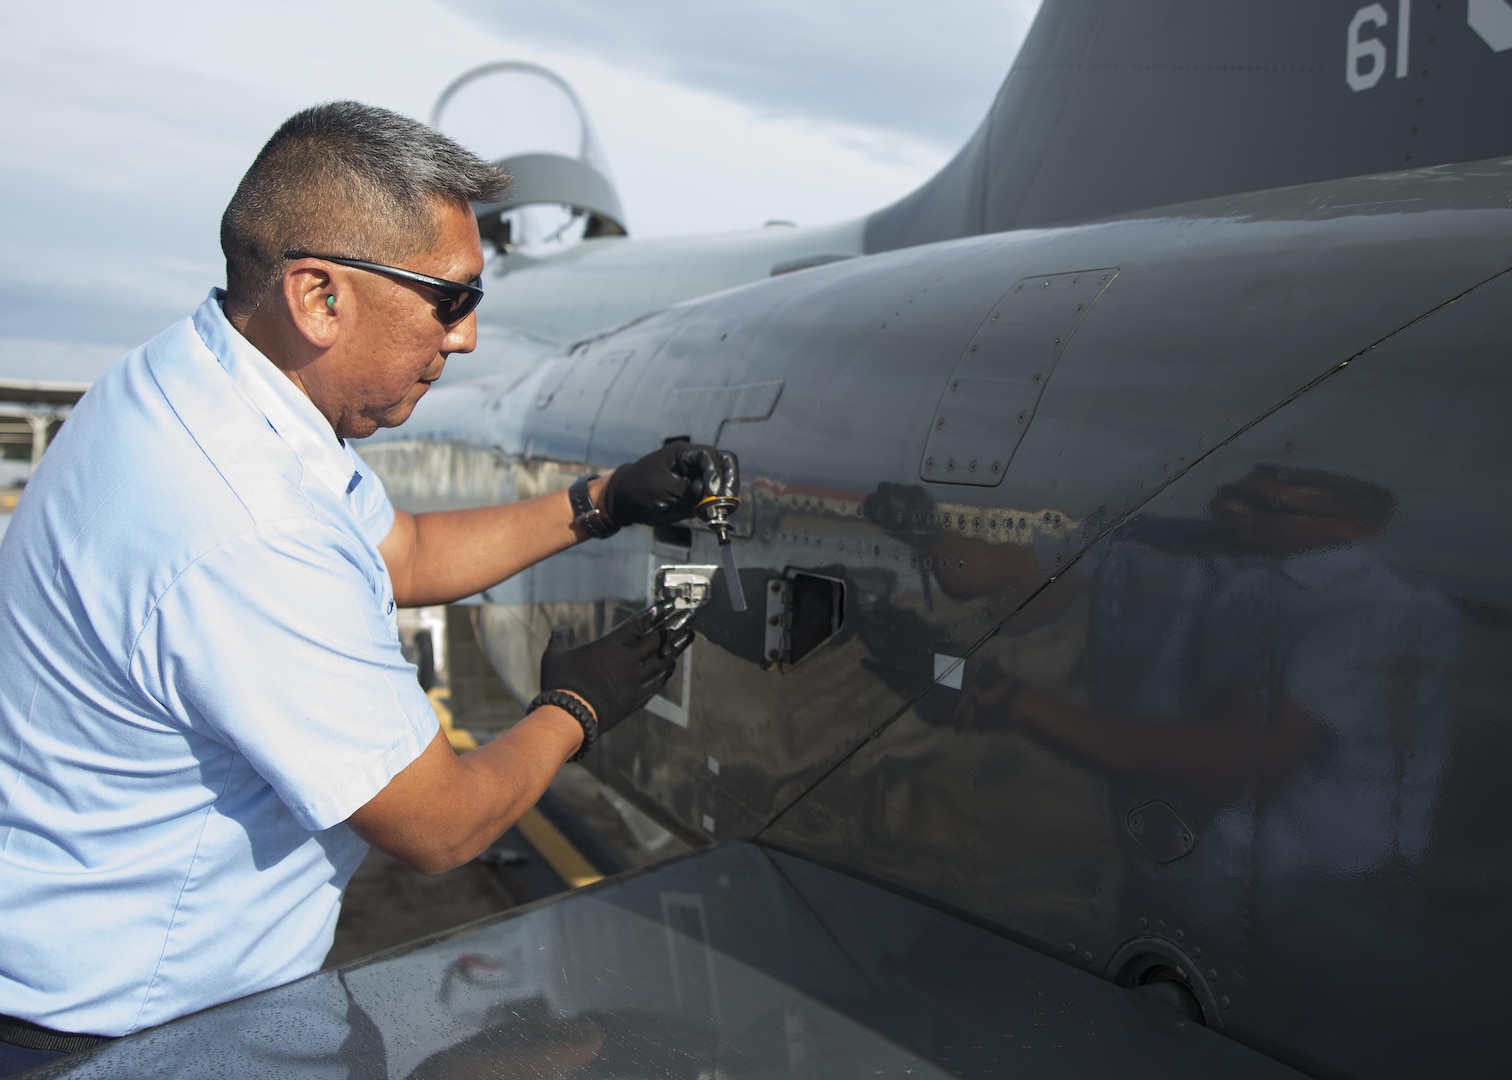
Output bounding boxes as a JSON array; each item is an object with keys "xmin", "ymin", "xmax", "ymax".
[
  {"xmin": 529, "ymin": 689, "xmax": 600, "ymax": 761},
  {"xmin": 569, "ymin": 473, "xmax": 620, "ymax": 540}
]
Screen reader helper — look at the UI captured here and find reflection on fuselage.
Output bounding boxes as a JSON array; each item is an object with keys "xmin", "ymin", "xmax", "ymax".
[{"xmin": 842, "ymin": 463, "xmax": 1457, "ymax": 1075}]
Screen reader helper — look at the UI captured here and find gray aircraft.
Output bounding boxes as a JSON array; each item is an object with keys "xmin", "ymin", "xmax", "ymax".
[{"xmin": 44, "ymin": 1, "xmax": 1512, "ymax": 1077}]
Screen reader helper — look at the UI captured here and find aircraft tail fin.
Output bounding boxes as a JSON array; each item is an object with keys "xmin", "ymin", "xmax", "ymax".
[{"xmin": 866, "ymin": 0, "xmax": 1512, "ymax": 249}]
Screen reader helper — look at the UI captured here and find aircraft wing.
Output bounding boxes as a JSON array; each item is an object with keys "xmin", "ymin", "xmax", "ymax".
[{"xmin": 35, "ymin": 842, "xmax": 1304, "ymax": 1079}]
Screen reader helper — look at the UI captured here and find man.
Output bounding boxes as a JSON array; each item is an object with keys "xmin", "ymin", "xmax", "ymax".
[{"xmin": 0, "ymin": 101, "xmax": 736, "ymax": 1072}]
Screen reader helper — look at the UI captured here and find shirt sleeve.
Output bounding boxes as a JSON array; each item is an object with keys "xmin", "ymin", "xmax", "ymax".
[
  {"xmin": 346, "ymin": 446, "xmax": 396, "ymax": 549},
  {"xmin": 128, "ymin": 519, "xmax": 437, "ymax": 832}
]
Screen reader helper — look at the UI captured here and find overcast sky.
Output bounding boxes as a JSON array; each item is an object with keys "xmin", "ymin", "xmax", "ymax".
[{"xmin": 0, "ymin": 0, "xmax": 1038, "ymax": 383}]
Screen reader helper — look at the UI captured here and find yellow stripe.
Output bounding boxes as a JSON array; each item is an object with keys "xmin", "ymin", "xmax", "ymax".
[
  {"xmin": 515, "ymin": 807, "xmax": 603, "ymax": 889},
  {"xmin": 427, "ymin": 687, "xmax": 476, "ymax": 751}
]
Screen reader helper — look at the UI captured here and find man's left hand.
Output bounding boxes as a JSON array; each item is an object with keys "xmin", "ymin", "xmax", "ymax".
[{"xmin": 602, "ymin": 441, "xmax": 739, "ymax": 527}]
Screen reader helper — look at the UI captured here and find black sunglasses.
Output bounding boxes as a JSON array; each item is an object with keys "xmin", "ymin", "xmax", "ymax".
[{"xmin": 283, "ymin": 250, "xmax": 484, "ymax": 325}]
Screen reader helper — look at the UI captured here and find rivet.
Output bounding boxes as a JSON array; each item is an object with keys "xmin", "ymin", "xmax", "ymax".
[
  {"xmin": 768, "ymin": 615, "xmax": 780, "ymax": 626},
  {"xmin": 874, "ymin": 545, "xmax": 881, "ymax": 556},
  {"xmin": 771, "ymin": 582, "xmax": 782, "ymax": 593},
  {"xmin": 1067, "ymin": 942, "xmax": 1076, "ymax": 953},
  {"xmin": 1175, "ymin": 930, "xmax": 1184, "ymax": 942},
  {"xmin": 991, "ymin": 312, "xmax": 999, "ymax": 321},
  {"xmin": 1052, "ymin": 336, "xmax": 1061, "ymax": 345},
  {"xmin": 972, "ymin": 517, "xmax": 981, "ymax": 529},
  {"xmin": 968, "ymin": 460, "xmax": 978, "ymax": 473},
  {"xmin": 767, "ymin": 649, "xmax": 780, "ymax": 661},
  {"xmin": 1042, "ymin": 280, "xmax": 1051, "ymax": 288},
  {"xmin": 946, "ymin": 458, "xmax": 956, "ymax": 471},
  {"xmin": 970, "ymin": 344, "xmax": 978, "ymax": 354},
  {"xmin": 909, "ymin": 555, "xmax": 918, "ymax": 567},
  {"xmin": 992, "ymin": 462, "xmax": 1001, "ymax": 474},
  {"xmin": 1033, "ymin": 372, "xmax": 1042, "ymax": 384},
  {"xmin": 951, "ymin": 380, "xmax": 960, "ymax": 392},
  {"xmin": 1208, "ymin": 969, "xmax": 1219, "ymax": 982},
  {"xmin": 1083, "ymin": 951, "xmax": 1093, "ymax": 963},
  {"xmin": 1156, "ymin": 920, "xmax": 1166, "ymax": 932},
  {"xmin": 924, "ymin": 557, "xmax": 932, "ymax": 569},
  {"xmin": 1017, "ymin": 411, "xmax": 1027, "ymax": 424},
  {"xmin": 1139, "ymin": 917, "xmax": 1148, "ymax": 929},
  {"xmin": 1192, "ymin": 946, "xmax": 1202, "ymax": 958},
  {"xmin": 1220, "ymin": 996, "xmax": 1232, "ymax": 1010}
]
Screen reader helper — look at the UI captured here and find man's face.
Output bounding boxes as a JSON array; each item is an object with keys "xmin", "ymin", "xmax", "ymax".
[
  {"xmin": 1213, "ymin": 475, "xmax": 1377, "ymax": 557},
  {"xmin": 311, "ymin": 200, "xmax": 485, "ymax": 440}
]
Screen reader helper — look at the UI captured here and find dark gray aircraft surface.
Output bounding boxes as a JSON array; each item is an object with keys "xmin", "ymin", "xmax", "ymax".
[{"xmin": 38, "ymin": 1, "xmax": 1512, "ymax": 1077}]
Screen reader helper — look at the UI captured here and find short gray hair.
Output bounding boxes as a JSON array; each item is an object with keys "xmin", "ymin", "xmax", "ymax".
[{"xmin": 220, "ymin": 101, "xmax": 509, "ymax": 312}]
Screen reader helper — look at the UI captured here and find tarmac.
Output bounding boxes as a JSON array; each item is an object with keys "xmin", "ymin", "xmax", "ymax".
[{"xmin": 328, "ymin": 761, "xmax": 691, "ymax": 968}]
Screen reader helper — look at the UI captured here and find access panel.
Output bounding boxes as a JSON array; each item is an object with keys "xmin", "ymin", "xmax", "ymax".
[{"xmin": 919, "ymin": 268, "xmax": 1118, "ymax": 486}]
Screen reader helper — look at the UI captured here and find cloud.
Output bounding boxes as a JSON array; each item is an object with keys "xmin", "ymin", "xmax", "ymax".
[
  {"xmin": 0, "ymin": 0, "xmax": 1037, "ymax": 374},
  {"xmin": 0, "ymin": 338, "xmax": 135, "ymax": 384},
  {"xmin": 443, "ymin": 0, "xmax": 1040, "ymax": 153}
]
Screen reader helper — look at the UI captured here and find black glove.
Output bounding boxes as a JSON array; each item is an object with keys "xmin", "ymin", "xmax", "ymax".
[
  {"xmin": 538, "ymin": 605, "xmax": 694, "ymax": 735},
  {"xmin": 602, "ymin": 442, "xmax": 740, "ymax": 527}
]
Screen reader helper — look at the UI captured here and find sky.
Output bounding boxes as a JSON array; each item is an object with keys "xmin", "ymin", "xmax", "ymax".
[{"xmin": 0, "ymin": 0, "xmax": 1038, "ymax": 384}]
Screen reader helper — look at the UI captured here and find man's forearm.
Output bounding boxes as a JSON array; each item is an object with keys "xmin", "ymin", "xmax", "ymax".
[
  {"xmin": 348, "ymin": 706, "xmax": 585, "ymax": 874},
  {"xmin": 382, "ymin": 476, "xmax": 610, "ymax": 607}
]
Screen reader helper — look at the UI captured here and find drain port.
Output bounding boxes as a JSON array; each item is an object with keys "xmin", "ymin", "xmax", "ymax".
[
  {"xmin": 1131, "ymin": 965, "xmax": 1205, "ymax": 1024},
  {"xmin": 1107, "ymin": 937, "xmax": 1222, "ymax": 1029}
]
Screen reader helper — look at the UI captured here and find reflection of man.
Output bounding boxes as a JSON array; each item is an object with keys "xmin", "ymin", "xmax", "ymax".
[
  {"xmin": 0, "ymin": 103, "xmax": 735, "ymax": 1073},
  {"xmin": 1210, "ymin": 466, "xmax": 1454, "ymax": 880},
  {"xmin": 1015, "ymin": 464, "xmax": 1454, "ymax": 871}
]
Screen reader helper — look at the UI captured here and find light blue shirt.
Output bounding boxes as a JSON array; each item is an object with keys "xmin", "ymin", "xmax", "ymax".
[
  {"xmin": 1252, "ymin": 545, "xmax": 1455, "ymax": 877},
  {"xmin": 0, "ymin": 291, "xmax": 438, "ymax": 1036}
]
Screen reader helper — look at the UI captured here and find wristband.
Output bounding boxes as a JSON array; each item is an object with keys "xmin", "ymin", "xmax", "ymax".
[
  {"xmin": 529, "ymin": 689, "xmax": 599, "ymax": 761},
  {"xmin": 569, "ymin": 474, "xmax": 620, "ymax": 539}
]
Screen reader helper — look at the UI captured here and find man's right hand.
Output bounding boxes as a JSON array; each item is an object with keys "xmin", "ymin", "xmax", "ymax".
[{"xmin": 538, "ymin": 605, "xmax": 694, "ymax": 737}]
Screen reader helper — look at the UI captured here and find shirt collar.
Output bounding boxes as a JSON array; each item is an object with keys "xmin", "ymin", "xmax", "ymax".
[
  {"xmin": 1281, "ymin": 544, "xmax": 1374, "ymax": 589},
  {"xmin": 191, "ymin": 289, "xmax": 360, "ymax": 501}
]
